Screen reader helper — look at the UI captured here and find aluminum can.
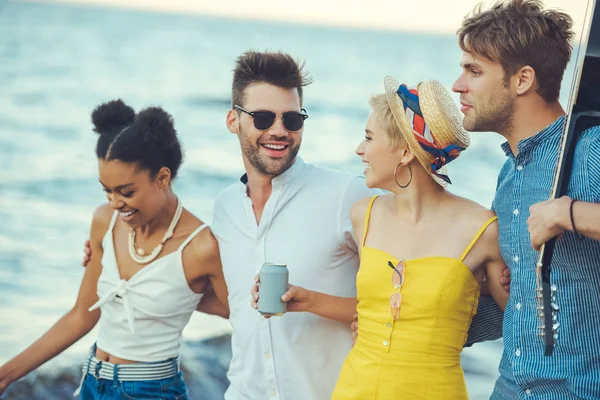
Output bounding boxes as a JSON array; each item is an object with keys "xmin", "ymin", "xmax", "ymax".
[{"xmin": 258, "ymin": 263, "xmax": 289, "ymax": 316}]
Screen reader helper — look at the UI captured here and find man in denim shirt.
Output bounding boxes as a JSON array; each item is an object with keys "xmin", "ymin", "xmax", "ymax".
[{"xmin": 453, "ymin": 1, "xmax": 600, "ymax": 399}]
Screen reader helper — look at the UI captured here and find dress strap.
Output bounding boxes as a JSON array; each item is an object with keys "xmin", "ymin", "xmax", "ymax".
[
  {"xmin": 108, "ymin": 210, "xmax": 119, "ymax": 232},
  {"xmin": 178, "ymin": 224, "xmax": 209, "ymax": 251},
  {"xmin": 361, "ymin": 195, "xmax": 380, "ymax": 247},
  {"xmin": 459, "ymin": 216, "xmax": 498, "ymax": 262}
]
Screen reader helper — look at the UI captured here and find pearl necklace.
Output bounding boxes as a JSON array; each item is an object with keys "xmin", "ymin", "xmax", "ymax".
[{"xmin": 128, "ymin": 198, "xmax": 183, "ymax": 264}]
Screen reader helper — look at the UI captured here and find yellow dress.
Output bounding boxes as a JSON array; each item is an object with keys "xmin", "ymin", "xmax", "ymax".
[{"xmin": 332, "ymin": 196, "xmax": 497, "ymax": 400}]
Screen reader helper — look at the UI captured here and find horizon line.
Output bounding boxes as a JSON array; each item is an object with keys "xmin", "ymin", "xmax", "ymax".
[{"xmin": 22, "ymin": 0, "xmax": 471, "ymax": 35}]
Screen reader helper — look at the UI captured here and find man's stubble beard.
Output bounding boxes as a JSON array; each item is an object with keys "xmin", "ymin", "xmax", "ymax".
[
  {"xmin": 466, "ymin": 90, "xmax": 515, "ymax": 136},
  {"xmin": 238, "ymin": 126, "xmax": 301, "ymax": 177}
]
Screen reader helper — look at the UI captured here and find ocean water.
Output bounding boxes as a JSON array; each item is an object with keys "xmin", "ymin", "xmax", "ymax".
[{"xmin": 0, "ymin": 1, "xmax": 579, "ymax": 399}]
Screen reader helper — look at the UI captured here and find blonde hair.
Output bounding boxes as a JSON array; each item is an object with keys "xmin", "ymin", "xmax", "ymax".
[{"xmin": 369, "ymin": 94, "xmax": 406, "ymax": 147}]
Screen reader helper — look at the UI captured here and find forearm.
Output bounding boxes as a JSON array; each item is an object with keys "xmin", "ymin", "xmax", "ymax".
[
  {"xmin": 568, "ymin": 201, "xmax": 600, "ymax": 241},
  {"xmin": 489, "ymin": 282, "xmax": 508, "ymax": 312},
  {"xmin": 306, "ymin": 292, "xmax": 357, "ymax": 324},
  {"xmin": 196, "ymin": 294, "xmax": 229, "ymax": 319},
  {"xmin": 0, "ymin": 309, "xmax": 97, "ymax": 386},
  {"xmin": 464, "ymin": 295, "xmax": 503, "ymax": 347},
  {"xmin": 485, "ymin": 261, "xmax": 508, "ymax": 312}
]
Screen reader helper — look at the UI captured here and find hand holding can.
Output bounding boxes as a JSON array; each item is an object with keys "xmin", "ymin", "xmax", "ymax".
[{"xmin": 256, "ymin": 263, "xmax": 289, "ymax": 316}]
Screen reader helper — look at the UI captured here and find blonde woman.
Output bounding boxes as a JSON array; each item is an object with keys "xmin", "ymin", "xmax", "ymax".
[
  {"xmin": 250, "ymin": 77, "xmax": 508, "ymax": 399},
  {"xmin": 330, "ymin": 77, "xmax": 508, "ymax": 399}
]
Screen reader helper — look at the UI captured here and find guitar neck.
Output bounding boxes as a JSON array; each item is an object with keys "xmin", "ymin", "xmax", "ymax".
[{"xmin": 537, "ymin": 0, "xmax": 600, "ymax": 356}]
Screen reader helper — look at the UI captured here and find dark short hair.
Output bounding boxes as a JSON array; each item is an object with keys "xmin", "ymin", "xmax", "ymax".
[
  {"xmin": 231, "ymin": 50, "xmax": 312, "ymax": 108},
  {"xmin": 92, "ymin": 99, "xmax": 183, "ymax": 179},
  {"xmin": 458, "ymin": 0, "xmax": 574, "ymax": 102}
]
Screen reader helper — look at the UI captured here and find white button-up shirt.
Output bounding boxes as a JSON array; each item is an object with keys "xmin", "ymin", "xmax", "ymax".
[{"xmin": 212, "ymin": 157, "xmax": 375, "ymax": 400}]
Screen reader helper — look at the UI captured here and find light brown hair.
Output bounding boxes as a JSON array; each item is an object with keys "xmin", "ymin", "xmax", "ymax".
[{"xmin": 457, "ymin": 0, "xmax": 574, "ymax": 102}]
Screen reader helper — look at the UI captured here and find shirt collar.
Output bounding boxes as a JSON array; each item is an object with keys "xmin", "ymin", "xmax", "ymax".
[
  {"xmin": 501, "ymin": 115, "xmax": 566, "ymax": 157},
  {"xmin": 239, "ymin": 156, "xmax": 305, "ymax": 189}
]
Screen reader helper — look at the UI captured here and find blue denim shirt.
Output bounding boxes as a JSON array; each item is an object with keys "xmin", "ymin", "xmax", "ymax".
[{"xmin": 490, "ymin": 116, "xmax": 600, "ymax": 400}]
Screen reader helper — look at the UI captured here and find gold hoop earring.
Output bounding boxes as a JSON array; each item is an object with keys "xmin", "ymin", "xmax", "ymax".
[{"xmin": 394, "ymin": 163, "xmax": 412, "ymax": 189}]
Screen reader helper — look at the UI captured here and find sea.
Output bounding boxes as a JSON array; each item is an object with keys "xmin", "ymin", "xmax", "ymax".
[{"xmin": 0, "ymin": 1, "xmax": 580, "ymax": 399}]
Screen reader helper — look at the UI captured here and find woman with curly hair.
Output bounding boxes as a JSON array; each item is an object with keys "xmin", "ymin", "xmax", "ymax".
[{"xmin": 0, "ymin": 100, "xmax": 228, "ymax": 399}]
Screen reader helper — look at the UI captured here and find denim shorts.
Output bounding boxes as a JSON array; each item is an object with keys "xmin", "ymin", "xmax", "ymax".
[
  {"xmin": 78, "ymin": 370, "xmax": 188, "ymax": 400},
  {"xmin": 75, "ymin": 344, "xmax": 188, "ymax": 399}
]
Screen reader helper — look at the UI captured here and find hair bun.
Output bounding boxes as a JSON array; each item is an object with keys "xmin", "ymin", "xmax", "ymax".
[
  {"xmin": 135, "ymin": 107, "xmax": 177, "ymax": 148},
  {"xmin": 91, "ymin": 99, "xmax": 135, "ymax": 135}
]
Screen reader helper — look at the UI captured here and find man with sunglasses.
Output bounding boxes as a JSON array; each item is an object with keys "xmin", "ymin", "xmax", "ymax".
[
  {"xmin": 233, "ymin": 105, "xmax": 308, "ymax": 132},
  {"xmin": 210, "ymin": 50, "xmax": 377, "ymax": 400}
]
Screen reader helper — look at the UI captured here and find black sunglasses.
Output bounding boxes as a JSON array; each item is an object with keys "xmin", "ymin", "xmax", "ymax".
[{"xmin": 234, "ymin": 105, "xmax": 308, "ymax": 131}]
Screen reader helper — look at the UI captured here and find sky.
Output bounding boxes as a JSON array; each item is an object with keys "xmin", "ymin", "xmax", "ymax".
[{"xmin": 30, "ymin": 0, "xmax": 592, "ymax": 36}]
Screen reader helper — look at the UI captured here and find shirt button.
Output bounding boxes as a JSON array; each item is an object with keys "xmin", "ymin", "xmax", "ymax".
[
  {"xmin": 383, "ymin": 340, "xmax": 389, "ymax": 346},
  {"xmin": 514, "ymin": 255, "xmax": 519, "ymax": 262},
  {"xmin": 516, "ymin": 303, "xmax": 522, "ymax": 310},
  {"xmin": 264, "ymin": 352, "xmax": 271, "ymax": 359},
  {"xmin": 517, "ymin": 165, "xmax": 523, "ymax": 171},
  {"xmin": 386, "ymin": 322, "xmax": 392, "ymax": 328},
  {"xmin": 525, "ymin": 388, "xmax": 532, "ymax": 396},
  {"xmin": 515, "ymin": 348, "xmax": 521, "ymax": 357},
  {"xmin": 270, "ymin": 389, "xmax": 277, "ymax": 397},
  {"xmin": 513, "ymin": 209, "xmax": 519, "ymax": 215}
]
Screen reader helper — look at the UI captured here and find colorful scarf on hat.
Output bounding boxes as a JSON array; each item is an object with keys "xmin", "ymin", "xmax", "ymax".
[{"xmin": 396, "ymin": 84, "xmax": 464, "ymax": 184}]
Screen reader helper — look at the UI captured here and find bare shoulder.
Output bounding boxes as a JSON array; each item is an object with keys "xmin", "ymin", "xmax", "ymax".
[
  {"xmin": 90, "ymin": 203, "xmax": 114, "ymax": 240},
  {"xmin": 350, "ymin": 197, "xmax": 371, "ymax": 223},
  {"xmin": 454, "ymin": 197, "xmax": 500, "ymax": 249},
  {"xmin": 186, "ymin": 223, "xmax": 221, "ymax": 275},
  {"xmin": 350, "ymin": 194, "xmax": 379, "ymax": 224},
  {"xmin": 179, "ymin": 209, "xmax": 217, "ymax": 260},
  {"xmin": 92, "ymin": 203, "xmax": 114, "ymax": 225},
  {"xmin": 479, "ymin": 215, "xmax": 499, "ymax": 241},
  {"xmin": 189, "ymin": 226, "xmax": 218, "ymax": 255},
  {"xmin": 451, "ymin": 195, "xmax": 496, "ymax": 223},
  {"xmin": 449, "ymin": 196, "xmax": 498, "ymax": 245}
]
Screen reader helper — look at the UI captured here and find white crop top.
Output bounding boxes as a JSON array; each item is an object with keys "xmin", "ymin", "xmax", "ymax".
[{"xmin": 89, "ymin": 211, "xmax": 205, "ymax": 362}]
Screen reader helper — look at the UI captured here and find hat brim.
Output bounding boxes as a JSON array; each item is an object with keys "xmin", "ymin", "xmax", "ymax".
[{"xmin": 383, "ymin": 76, "xmax": 450, "ymax": 187}]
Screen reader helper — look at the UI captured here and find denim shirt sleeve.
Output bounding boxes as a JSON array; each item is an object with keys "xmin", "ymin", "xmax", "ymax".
[
  {"xmin": 491, "ymin": 159, "xmax": 512, "ymax": 213},
  {"xmin": 464, "ymin": 295, "xmax": 504, "ymax": 347},
  {"xmin": 582, "ymin": 127, "xmax": 600, "ymax": 203}
]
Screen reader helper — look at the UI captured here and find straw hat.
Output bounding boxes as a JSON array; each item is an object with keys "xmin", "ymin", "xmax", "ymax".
[{"xmin": 383, "ymin": 76, "xmax": 470, "ymax": 186}]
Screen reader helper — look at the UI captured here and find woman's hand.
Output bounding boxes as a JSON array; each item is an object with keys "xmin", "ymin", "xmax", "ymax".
[
  {"xmin": 351, "ymin": 314, "xmax": 358, "ymax": 346},
  {"xmin": 0, "ymin": 372, "xmax": 13, "ymax": 396}
]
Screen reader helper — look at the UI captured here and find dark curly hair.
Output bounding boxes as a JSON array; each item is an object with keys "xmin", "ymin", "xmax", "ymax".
[{"xmin": 91, "ymin": 99, "xmax": 183, "ymax": 180}]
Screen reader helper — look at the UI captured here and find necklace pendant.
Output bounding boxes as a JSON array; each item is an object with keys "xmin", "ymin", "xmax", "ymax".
[{"xmin": 127, "ymin": 197, "xmax": 183, "ymax": 265}]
